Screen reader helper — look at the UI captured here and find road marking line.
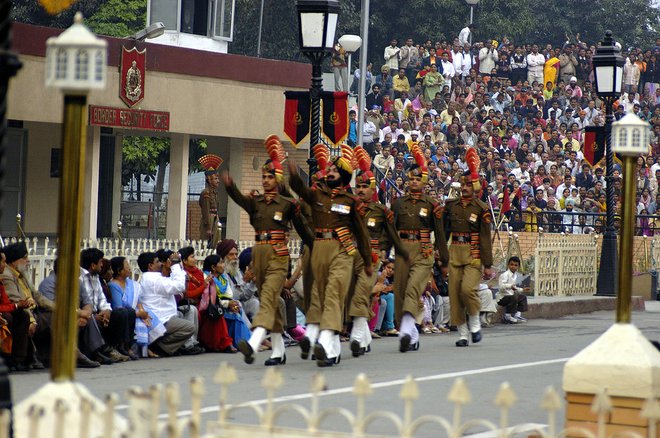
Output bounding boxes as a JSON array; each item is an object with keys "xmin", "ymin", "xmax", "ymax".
[{"xmin": 113, "ymin": 357, "xmax": 569, "ymax": 418}]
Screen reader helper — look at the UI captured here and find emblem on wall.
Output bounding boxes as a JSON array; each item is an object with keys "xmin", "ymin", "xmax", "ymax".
[{"xmin": 120, "ymin": 46, "xmax": 146, "ymax": 107}]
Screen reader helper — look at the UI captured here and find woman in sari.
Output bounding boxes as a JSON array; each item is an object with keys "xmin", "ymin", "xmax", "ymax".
[
  {"xmin": 196, "ymin": 254, "xmax": 236, "ymax": 353},
  {"xmin": 423, "ymin": 64, "xmax": 444, "ymax": 102},
  {"xmin": 109, "ymin": 257, "xmax": 164, "ymax": 358},
  {"xmin": 203, "ymin": 255, "xmax": 251, "ymax": 349}
]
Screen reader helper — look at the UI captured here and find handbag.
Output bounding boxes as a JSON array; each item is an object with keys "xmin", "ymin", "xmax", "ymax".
[{"xmin": 207, "ymin": 300, "xmax": 223, "ymax": 320}]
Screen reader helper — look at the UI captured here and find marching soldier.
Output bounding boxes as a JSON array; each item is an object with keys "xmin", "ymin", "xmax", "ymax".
[
  {"xmin": 199, "ymin": 154, "xmax": 224, "ymax": 248},
  {"xmin": 222, "ymin": 135, "xmax": 312, "ymax": 366},
  {"xmin": 288, "ymin": 144, "xmax": 373, "ymax": 367},
  {"xmin": 444, "ymin": 148, "xmax": 493, "ymax": 347},
  {"xmin": 349, "ymin": 146, "xmax": 409, "ymax": 357},
  {"xmin": 391, "ymin": 145, "xmax": 448, "ymax": 353}
]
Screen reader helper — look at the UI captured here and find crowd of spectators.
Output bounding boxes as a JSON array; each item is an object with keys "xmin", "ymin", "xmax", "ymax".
[
  {"xmin": 341, "ymin": 32, "xmax": 660, "ymax": 235},
  {"xmin": 0, "ymin": 239, "xmax": 304, "ymax": 371}
]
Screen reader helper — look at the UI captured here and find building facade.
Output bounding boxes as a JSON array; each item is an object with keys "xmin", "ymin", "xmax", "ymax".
[{"xmin": 6, "ymin": 22, "xmax": 312, "ymax": 242}]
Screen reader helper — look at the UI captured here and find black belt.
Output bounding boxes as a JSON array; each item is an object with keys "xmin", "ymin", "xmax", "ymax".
[
  {"xmin": 453, "ymin": 235, "xmax": 470, "ymax": 243},
  {"xmin": 316, "ymin": 231, "xmax": 338, "ymax": 239},
  {"xmin": 399, "ymin": 232, "xmax": 420, "ymax": 240}
]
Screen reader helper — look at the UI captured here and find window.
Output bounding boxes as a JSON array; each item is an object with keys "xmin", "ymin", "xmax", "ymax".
[
  {"xmin": 76, "ymin": 49, "xmax": 89, "ymax": 80},
  {"xmin": 618, "ymin": 129, "xmax": 627, "ymax": 149},
  {"xmin": 632, "ymin": 128, "xmax": 640, "ymax": 149},
  {"xmin": 56, "ymin": 49, "xmax": 67, "ymax": 80},
  {"xmin": 180, "ymin": 0, "xmax": 209, "ymax": 36},
  {"xmin": 213, "ymin": 0, "xmax": 234, "ymax": 41},
  {"xmin": 150, "ymin": 0, "xmax": 179, "ymax": 31},
  {"xmin": 95, "ymin": 50, "xmax": 104, "ymax": 82}
]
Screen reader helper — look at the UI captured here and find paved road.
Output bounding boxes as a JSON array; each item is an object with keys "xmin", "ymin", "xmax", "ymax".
[{"xmin": 9, "ymin": 303, "xmax": 660, "ymax": 436}]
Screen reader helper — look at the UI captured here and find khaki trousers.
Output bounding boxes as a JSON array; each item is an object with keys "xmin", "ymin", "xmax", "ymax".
[
  {"xmin": 300, "ymin": 246, "xmax": 314, "ymax": 313},
  {"xmin": 394, "ymin": 241, "xmax": 433, "ymax": 324},
  {"xmin": 252, "ymin": 244, "xmax": 289, "ymax": 333},
  {"xmin": 348, "ymin": 253, "xmax": 375, "ymax": 319},
  {"xmin": 448, "ymin": 245, "xmax": 482, "ymax": 326},
  {"xmin": 308, "ymin": 240, "xmax": 354, "ymax": 332}
]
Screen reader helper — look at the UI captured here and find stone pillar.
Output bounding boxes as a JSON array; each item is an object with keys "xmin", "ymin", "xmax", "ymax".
[
  {"xmin": 166, "ymin": 133, "xmax": 189, "ymax": 240},
  {"xmin": 563, "ymin": 323, "xmax": 660, "ymax": 436},
  {"xmin": 81, "ymin": 125, "xmax": 100, "ymax": 239},
  {"xmin": 225, "ymin": 137, "xmax": 243, "ymax": 241},
  {"xmin": 111, "ymin": 133, "xmax": 123, "ymax": 236}
]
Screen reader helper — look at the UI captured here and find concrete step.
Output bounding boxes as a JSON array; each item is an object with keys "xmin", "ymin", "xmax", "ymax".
[{"xmin": 492, "ymin": 295, "xmax": 646, "ymax": 321}]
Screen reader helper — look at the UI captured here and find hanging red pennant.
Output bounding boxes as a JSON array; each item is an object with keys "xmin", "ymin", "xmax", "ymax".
[
  {"xmin": 584, "ymin": 126, "xmax": 606, "ymax": 166},
  {"xmin": 283, "ymin": 91, "xmax": 311, "ymax": 147},
  {"xmin": 322, "ymin": 91, "xmax": 349, "ymax": 145}
]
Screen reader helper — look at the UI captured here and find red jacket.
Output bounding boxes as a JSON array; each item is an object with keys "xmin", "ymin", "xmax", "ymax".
[{"xmin": 0, "ymin": 283, "xmax": 16, "ymax": 313}]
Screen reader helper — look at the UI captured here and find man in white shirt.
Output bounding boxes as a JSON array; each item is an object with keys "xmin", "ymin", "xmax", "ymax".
[
  {"xmin": 478, "ymin": 40, "xmax": 498, "ymax": 74},
  {"xmin": 496, "ymin": 256, "xmax": 529, "ymax": 323},
  {"xmin": 79, "ymin": 248, "xmax": 132, "ymax": 362},
  {"xmin": 526, "ymin": 44, "xmax": 545, "ymax": 85},
  {"xmin": 138, "ymin": 251, "xmax": 195, "ymax": 356},
  {"xmin": 458, "ymin": 24, "xmax": 474, "ymax": 47},
  {"xmin": 440, "ymin": 52, "xmax": 455, "ymax": 92},
  {"xmin": 511, "ymin": 160, "xmax": 531, "ymax": 184},
  {"xmin": 373, "ymin": 144, "xmax": 395, "ymax": 176},
  {"xmin": 384, "ymin": 39, "xmax": 400, "ymax": 73}
]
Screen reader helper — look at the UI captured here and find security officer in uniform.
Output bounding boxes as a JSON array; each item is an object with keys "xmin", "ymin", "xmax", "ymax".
[
  {"xmin": 391, "ymin": 145, "xmax": 448, "ymax": 353},
  {"xmin": 199, "ymin": 154, "xmax": 224, "ymax": 248},
  {"xmin": 222, "ymin": 135, "xmax": 313, "ymax": 366},
  {"xmin": 288, "ymin": 144, "xmax": 372, "ymax": 367},
  {"xmin": 444, "ymin": 148, "xmax": 493, "ymax": 347},
  {"xmin": 349, "ymin": 146, "xmax": 409, "ymax": 357}
]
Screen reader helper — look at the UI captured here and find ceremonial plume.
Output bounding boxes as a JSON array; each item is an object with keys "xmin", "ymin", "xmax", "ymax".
[
  {"xmin": 199, "ymin": 154, "xmax": 224, "ymax": 175},
  {"xmin": 465, "ymin": 147, "xmax": 482, "ymax": 193},
  {"xmin": 409, "ymin": 143, "xmax": 428, "ymax": 183},
  {"xmin": 354, "ymin": 146, "xmax": 375, "ymax": 188},
  {"xmin": 263, "ymin": 135, "xmax": 285, "ymax": 183}
]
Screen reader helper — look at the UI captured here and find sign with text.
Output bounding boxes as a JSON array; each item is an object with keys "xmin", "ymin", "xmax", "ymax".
[{"xmin": 89, "ymin": 105, "xmax": 170, "ymax": 132}]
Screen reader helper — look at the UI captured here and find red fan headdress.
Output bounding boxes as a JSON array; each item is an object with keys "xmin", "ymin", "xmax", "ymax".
[
  {"xmin": 313, "ymin": 144, "xmax": 330, "ymax": 179},
  {"xmin": 199, "ymin": 154, "xmax": 224, "ymax": 176},
  {"xmin": 354, "ymin": 146, "xmax": 375, "ymax": 189},
  {"xmin": 332, "ymin": 144, "xmax": 355, "ymax": 186},
  {"xmin": 463, "ymin": 147, "xmax": 482, "ymax": 193},
  {"xmin": 408, "ymin": 143, "xmax": 428, "ymax": 183},
  {"xmin": 263, "ymin": 135, "xmax": 285, "ymax": 183}
]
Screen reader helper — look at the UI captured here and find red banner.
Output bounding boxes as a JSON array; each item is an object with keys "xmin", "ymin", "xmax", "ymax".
[
  {"xmin": 89, "ymin": 105, "xmax": 170, "ymax": 131},
  {"xmin": 120, "ymin": 46, "xmax": 146, "ymax": 108},
  {"xmin": 322, "ymin": 91, "xmax": 349, "ymax": 145},
  {"xmin": 584, "ymin": 126, "xmax": 606, "ymax": 166},
  {"xmin": 283, "ymin": 91, "xmax": 311, "ymax": 147}
]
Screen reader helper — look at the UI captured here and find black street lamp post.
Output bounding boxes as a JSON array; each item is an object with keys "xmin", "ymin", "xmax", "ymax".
[
  {"xmin": 592, "ymin": 30, "xmax": 625, "ymax": 297},
  {"xmin": 295, "ymin": 0, "xmax": 339, "ymax": 177}
]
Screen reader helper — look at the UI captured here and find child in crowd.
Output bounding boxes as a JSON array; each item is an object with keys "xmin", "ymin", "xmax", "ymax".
[{"xmin": 496, "ymin": 256, "xmax": 529, "ymax": 324}]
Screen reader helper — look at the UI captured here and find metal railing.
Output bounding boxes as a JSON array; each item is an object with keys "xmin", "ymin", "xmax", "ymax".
[{"xmin": 7, "ymin": 363, "xmax": 659, "ymax": 438}]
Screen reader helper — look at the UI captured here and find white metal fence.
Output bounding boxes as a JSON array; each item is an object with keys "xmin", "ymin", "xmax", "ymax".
[
  {"xmin": 534, "ymin": 233, "xmax": 599, "ymax": 297},
  {"xmin": 5, "ymin": 362, "xmax": 658, "ymax": 438}
]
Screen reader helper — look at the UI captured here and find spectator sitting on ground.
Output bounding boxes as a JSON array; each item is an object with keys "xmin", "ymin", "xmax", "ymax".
[
  {"xmin": 137, "ymin": 251, "xmax": 195, "ymax": 357},
  {"xmin": 497, "ymin": 256, "xmax": 529, "ymax": 324},
  {"xmin": 109, "ymin": 256, "xmax": 162, "ymax": 358},
  {"xmin": 477, "ymin": 283, "xmax": 497, "ymax": 327},
  {"xmin": 1, "ymin": 242, "xmax": 53, "ymax": 370},
  {"xmin": 197, "ymin": 254, "xmax": 237, "ymax": 353},
  {"xmin": 79, "ymin": 248, "xmax": 132, "ymax": 362}
]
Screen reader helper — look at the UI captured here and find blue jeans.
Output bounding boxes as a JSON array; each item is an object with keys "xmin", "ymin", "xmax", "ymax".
[{"xmin": 376, "ymin": 292, "xmax": 395, "ymax": 330}]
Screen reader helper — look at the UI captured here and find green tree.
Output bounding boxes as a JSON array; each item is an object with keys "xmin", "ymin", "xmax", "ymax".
[
  {"xmin": 122, "ymin": 136, "xmax": 207, "ymax": 203},
  {"xmin": 86, "ymin": 0, "xmax": 147, "ymax": 38}
]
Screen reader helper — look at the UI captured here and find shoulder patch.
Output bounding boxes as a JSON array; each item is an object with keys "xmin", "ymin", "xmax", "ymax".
[
  {"xmin": 385, "ymin": 209, "xmax": 394, "ymax": 224},
  {"xmin": 482, "ymin": 210, "xmax": 492, "ymax": 224},
  {"xmin": 433, "ymin": 203, "xmax": 444, "ymax": 219}
]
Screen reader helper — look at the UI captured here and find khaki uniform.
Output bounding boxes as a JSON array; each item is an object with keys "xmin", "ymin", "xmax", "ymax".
[
  {"xmin": 199, "ymin": 186, "xmax": 221, "ymax": 246},
  {"xmin": 444, "ymin": 197, "xmax": 493, "ymax": 326},
  {"xmin": 226, "ymin": 183, "xmax": 312, "ymax": 333},
  {"xmin": 391, "ymin": 194, "xmax": 448, "ymax": 322},
  {"xmin": 348, "ymin": 202, "xmax": 409, "ymax": 319},
  {"xmin": 290, "ymin": 174, "xmax": 372, "ymax": 332}
]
